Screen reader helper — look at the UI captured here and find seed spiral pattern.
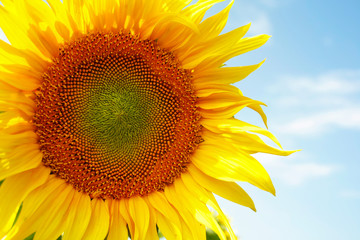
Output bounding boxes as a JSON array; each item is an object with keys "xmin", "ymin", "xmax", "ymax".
[{"xmin": 33, "ymin": 32, "xmax": 202, "ymax": 199}]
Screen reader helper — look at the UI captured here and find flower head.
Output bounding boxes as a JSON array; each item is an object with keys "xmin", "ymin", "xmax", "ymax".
[{"xmin": 0, "ymin": 0, "xmax": 294, "ymax": 239}]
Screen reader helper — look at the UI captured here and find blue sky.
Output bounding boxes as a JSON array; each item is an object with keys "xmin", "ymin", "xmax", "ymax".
[
  {"xmin": 1, "ymin": 0, "xmax": 359, "ymax": 239},
  {"xmin": 209, "ymin": 0, "xmax": 360, "ymax": 239}
]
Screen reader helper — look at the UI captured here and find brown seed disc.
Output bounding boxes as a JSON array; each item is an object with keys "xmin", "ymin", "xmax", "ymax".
[{"xmin": 33, "ymin": 32, "xmax": 202, "ymax": 199}]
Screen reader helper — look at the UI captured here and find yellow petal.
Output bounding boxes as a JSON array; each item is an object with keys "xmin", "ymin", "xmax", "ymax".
[
  {"xmin": 0, "ymin": 129, "xmax": 37, "ymax": 148},
  {"xmin": 0, "ymin": 0, "xmax": 56, "ymax": 60},
  {"xmin": 0, "ymin": 166, "xmax": 49, "ymax": 237},
  {"xmin": 180, "ymin": 172, "xmax": 237, "ymax": 240},
  {"xmin": 174, "ymin": 178, "xmax": 227, "ymax": 240},
  {"xmin": 0, "ymin": 90, "xmax": 35, "ymax": 115},
  {"xmin": 0, "ymin": 103, "xmax": 34, "ymax": 118},
  {"xmin": 46, "ymin": 0, "xmax": 73, "ymax": 34},
  {"xmin": 0, "ymin": 144, "xmax": 42, "ymax": 180},
  {"xmin": 128, "ymin": 196, "xmax": 150, "ymax": 240},
  {"xmin": 181, "ymin": 0, "xmax": 224, "ymax": 24},
  {"xmin": 63, "ymin": 0, "xmax": 87, "ymax": 33},
  {"xmin": 147, "ymin": 192, "xmax": 182, "ymax": 240},
  {"xmin": 144, "ymin": 14, "xmax": 199, "ymax": 51},
  {"xmin": 23, "ymin": 0, "xmax": 56, "ymax": 26},
  {"xmin": 192, "ymin": 137, "xmax": 276, "ymax": 195},
  {"xmin": 119, "ymin": 199, "xmax": 135, "ymax": 238},
  {"xmin": 13, "ymin": 176, "xmax": 64, "ymax": 226},
  {"xmin": 202, "ymin": 118, "xmax": 281, "ymax": 147},
  {"xmin": 225, "ymin": 131, "xmax": 295, "ymax": 156},
  {"xmin": 1, "ymin": 121, "xmax": 34, "ymax": 134},
  {"xmin": 188, "ymin": 164, "xmax": 256, "ymax": 211},
  {"xmin": 62, "ymin": 191, "xmax": 92, "ymax": 240},
  {"xmin": 27, "ymin": 24, "xmax": 60, "ymax": 59},
  {"xmin": 156, "ymin": 212, "xmax": 181, "ymax": 240},
  {"xmin": 195, "ymin": 84, "xmax": 241, "ymax": 97},
  {"xmin": 202, "ymin": 122, "xmax": 298, "ymax": 156},
  {"xmin": 8, "ymin": 177, "xmax": 69, "ymax": 240},
  {"xmin": 144, "ymin": 205, "xmax": 158, "ymax": 240},
  {"xmin": 33, "ymin": 185, "xmax": 75, "ymax": 240},
  {"xmin": 147, "ymin": 191, "xmax": 181, "ymax": 225},
  {"xmin": 249, "ymin": 103, "xmax": 268, "ymax": 127},
  {"xmin": 194, "ymin": 60, "xmax": 265, "ymax": 87},
  {"xmin": 181, "ymin": 23, "xmax": 251, "ymax": 68},
  {"xmin": 0, "ymin": 6, "xmax": 31, "ymax": 50},
  {"xmin": 82, "ymin": 198, "xmax": 110, "ymax": 240},
  {"xmin": 107, "ymin": 199, "xmax": 128, "ymax": 240},
  {"xmin": 165, "ymin": 184, "xmax": 206, "ymax": 240},
  {"xmin": 197, "ymin": 0, "xmax": 233, "ymax": 40},
  {"xmin": 0, "ymin": 71, "xmax": 40, "ymax": 91},
  {"xmin": 162, "ymin": 0, "xmax": 192, "ymax": 13},
  {"xmin": 196, "ymin": 34, "xmax": 271, "ymax": 70},
  {"xmin": 200, "ymin": 99, "xmax": 265, "ymax": 119},
  {"xmin": 198, "ymin": 92, "xmax": 261, "ymax": 110},
  {"xmin": 0, "ymin": 40, "xmax": 48, "ymax": 73}
]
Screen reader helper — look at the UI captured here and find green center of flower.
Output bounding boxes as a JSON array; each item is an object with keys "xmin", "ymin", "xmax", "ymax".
[
  {"xmin": 86, "ymin": 83, "xmax": 152, "ymax": 154},
  {"xmin": 33, "ymin": 32, "xmax": 202, "ymax": 199}
]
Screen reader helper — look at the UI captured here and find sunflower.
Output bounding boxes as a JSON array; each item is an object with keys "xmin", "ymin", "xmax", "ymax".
[{"xmin": 0, "ymin": 0, "xmax": 293, "ymax": 239}]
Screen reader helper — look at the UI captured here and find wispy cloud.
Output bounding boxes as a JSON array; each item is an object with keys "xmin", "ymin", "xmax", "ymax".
[
  {"xmin": 232, "ymin": 3, "xmax": 273, "ymax": 35},
  {"xmin": 277, "ymin": 107, "xmax": 360, "ymax": 136},
  {"xmin": 339, "ymin": 190, "xmax": 360, "ymax": 199},
  {"xmin": 277, "ymin": 70, "xmax": 360, "ymax": 95},
  {"xmin": 257, "ymin": 154, "xmax": 339, "ymax": 186},
  {"xmin": 270, "ymin": 69, "xmax": 360, "ymax": 135},
  {"xmin": 248, "ymin": 13, "xmax": 272, "ymax": 35}
]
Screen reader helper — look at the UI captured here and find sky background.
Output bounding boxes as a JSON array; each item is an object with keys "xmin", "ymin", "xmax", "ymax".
[
  {"xmin": 1, "ymin": 0, "xmax": 359, "ymax": 239},
  {"xmin": 206, "ymin": 0, "xmax": 360, "ymax": 239}
]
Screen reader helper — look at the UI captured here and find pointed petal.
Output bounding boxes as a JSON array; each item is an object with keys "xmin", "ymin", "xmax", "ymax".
[
  {"xmin": 196, "ymin": 34, "xmax": 271, "ymax": 70},
  {"xmin": 81, "ymin": 198, "xmax": 110, "ymax": 240},
  {"xmin": 198, "ymin": 0, "xmax": 233, "ymax": 40},
  {"xmin": 119, "ymin": 199, "xmax": 135, "ymax": 238},
  {"xmin": 8, "ymin": 177, "xmax": 69, "ymax": 240},
  {"xmin": 164, "ymin": 185, "xmax": 206, "ymax": 240},
  {"xmin": 62, "ymin": 192, "xmax": 92, "ymax": 240},
  {"xmin": 191, "ymin": 133, "xmax": 276, "ymax": 195},
  {"xmin": 193, "ymin": 60, "xmax": 265, "ymax": 87},
  {"xmin": 128, "ymin": 196, "xmax": 150, "ymax": 240},
  {"xmin": 0, "ymin": 166, "xmax": 49, "ymax": 237},
  {"xmin": 188, "ymin": 164, "xmax": 256, "ymax": 211},
  {"xmin": 147, "ymin": 192, "xmax": 182, "ymax": 240},
  {"xmin": 181, "ymin": 0, "xmax": 224, "ymax": 24},
  {"xmin": 156, "ymin": 213, "xmax": 181, "ymax": 240},
  {"xmin": 107, "ymin": 199, "xmax": 128, "ymax": 240},
  {"xmin": 174, "ymin": 178, "xmax": 227, "ymax": 240},
  {"xmin": 181, "ymin": 24, "xmax": 252, "ymax": 68},
  {"xmin": 198, "ymin": 92, "xmax": 261, "ymax": 110},
  {"xmin": 180, "ymin": 172, "xmax": 237, "ymax": 240},
  {"xmin": 202, "ymin": 118, "xmax": 282, "ymax": 148},
  {"xmin": 33, "ymin": 185, "xmax": 75, "ymax": 240},
  {"xmin": 0, "ymin": 145, "xmax": 42, "ymax": 180}
]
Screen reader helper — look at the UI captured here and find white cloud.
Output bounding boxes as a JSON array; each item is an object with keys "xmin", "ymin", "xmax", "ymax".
[
  {"xmin": 248, "ymin": 13, "xmax": 273, "ymax": 35},
  {"xmin": 271, "ymin": 69, "xmax": 360, "ymax": 109},
  {"xmin": 279, "ymin": 70, "xmax": 360, "ymax": 95},
  {"xmin": 270, "ymin": 69, "xmax": 360, "ymax": 135},
  {"xmin": 340, "ymin": 190, "xmax": 360, "ymax": 199},
  {"xmin": 232, "ymin": 3, "xmax": 273, "ymax": 36},
  {"xmin": 257, "ymin": 154, "xmax": 339, "ymax": 186},
  {"xmin": 276, "ymin": 107, "xmax": 360, "ymax": 136}
]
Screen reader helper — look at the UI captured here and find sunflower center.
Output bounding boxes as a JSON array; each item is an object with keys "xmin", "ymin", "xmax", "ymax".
[{"xmin": 33, "ymin": 32, "xmax": 202, "ymax": 199}]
